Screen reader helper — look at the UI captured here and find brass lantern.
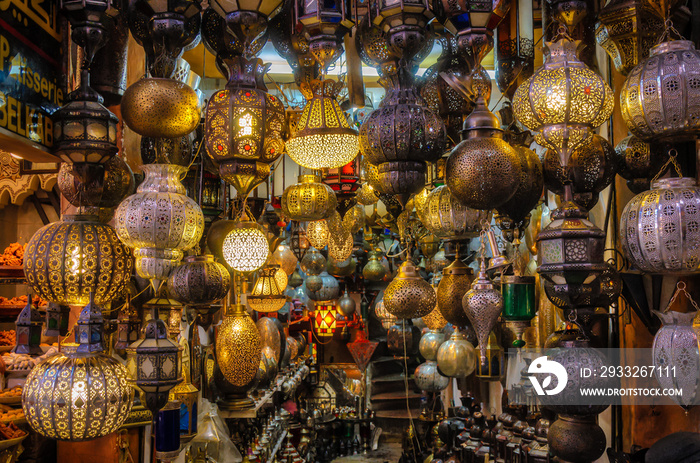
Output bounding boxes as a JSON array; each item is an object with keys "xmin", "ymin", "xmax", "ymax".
[
  {"xmin": 328, "ymin": 230, "xmax": 353, "ymax": 262},
  {"xmin": 295, "ymin": 0, "xmax": 353, "ymax": 68},
  {"xmin": 446, "ymin": 97, "xmax": 522, "ymax": 211},
  {"xmin": 215, "ymin": 303, "xmax": 262, "ymax": 408},
  {"xmin": 384, "ymin": 260, "xmax": 436, "ymax": 319},
  {"xmin": 24, "ymin": 214, "xmax": 133, "ymax": 307},
  {"xmin": 168, "ymin": 255, "xmax": 231, "ymax": 310},
  {"xmin": 300, "ymin": 247, "xmax": 326, "ymax": 276},
  {"xmin": 285, "ymin": 80, "xmax": 359, "ymax": 170},
  {"xmin": 513, "ymin": 36, "xmax": 614, "ymax": 163},
  {"xmin": 23, "ymin": 293, "xmax": 134, "ymax": 441},
  {"xmin": 436, "ymin": 329, "xmax": 476, "ymax": 378},
  {"xmin": 422, "ymin": 185, "xmax": 490, "ymax": 240},
  {"xmin": 281, "ymin": 174, "xmax": 337, "ymax": 221},
  {"xmin": 437, "ymin": 258, "xmax": 474, "ymax": 329},
  {"xmin": 248, "ymin": 266, "xmax": 287, "ymax": 313},
  {"xmin": 270, "ymin": 243, "xmax": 298, "ymax": 276},
  {"xmin": 222, "ymin": 216, "xmax": 270, "ymax": 274},
  {"xmin": 306, "ymin": 220, "xmax": 329, "ymax": 249},
  {"xmin": 307, "ymin": 271, "xmax": 340, "ymax": 301},
  {"xmin": 595, "ymin": 0, "xmax": 665, "ymax": 76},
  {"xmin": 615, "ymin": 134, "xmax": 668, "ymax": 194},
  {"xmin": 422, "ymin": 282, "xmax": 448, "ymax": 331},
  {"xmin": 620, "ymin": 39, "xmax": 700, "ymax": 141},
  {"xmin": 462, "ymin": 259, "xmax": 503, "ymax": 360}
]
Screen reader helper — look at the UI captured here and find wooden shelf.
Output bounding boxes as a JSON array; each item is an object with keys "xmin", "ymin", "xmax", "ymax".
[
  {"xmin": 371, "ymin": 373, "xmax": 414, "ymax": 383},
  {"xmin": 370, "ymin": 391, "xmax": 421, "ymax": 401},
  {"xmin": 219, "ymin": 383, "xmax": 280, "ymax": 419},
  {"xmin": 374, "ymin": 409, "xmax": 420, "ymax": 419}
]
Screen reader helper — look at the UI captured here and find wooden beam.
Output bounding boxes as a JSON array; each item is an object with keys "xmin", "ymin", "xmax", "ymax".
[{"xmin": 30, "ymin": 195, "xmax": 50, "ymax": 225}]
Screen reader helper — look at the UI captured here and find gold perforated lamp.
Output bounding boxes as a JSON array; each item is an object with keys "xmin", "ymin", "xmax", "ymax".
[
  {"xmin": 281, "ymin": 174, "xmax": 337, "ymax": 221},
  {"xmin": 248, "ymin": 266, "xmax": 287, "ymax": 313},
  {"xmin": 513, "ymin": 36, "xmax": 614, "ymax": 163},
  {"xmin": 222, "ymin": 214, "xmax": 270, "ymax": 273},
  {"xmin": 285, "ymin": 79, "xmax": 359, "ymax": 169}
]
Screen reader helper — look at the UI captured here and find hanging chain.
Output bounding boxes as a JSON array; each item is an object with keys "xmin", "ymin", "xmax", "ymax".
[
  {"xmin": 651, "ymin": 149, "xmax": 683, "ymax": 183},
  {"xmin": 663, "ymin": 281, "xmax": 700, "ymax": 313}
]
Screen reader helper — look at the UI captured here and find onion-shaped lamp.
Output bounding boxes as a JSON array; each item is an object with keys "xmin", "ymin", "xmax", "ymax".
[
  {"xmin": 23, "ymin": 295, "xmax": 134, "ymax": 441},
  {"xmin": 167, "ymin": 254, "xmax": 231, "ymax": 311},
  {"xmin": 248, "ymin": 266, "xmax": 287, "ymax": 313},
  {"xmin": 384, "ymin": 260, "xmax": 436, "ymax": 319},
  {"xmin": 437, "ymin": 257, "xmax": 474, "ymax": 329},
  {"xmin": 436, "ymin": 329, "xmax": 476, "ymax": 378},
  {"xmin": 222, "ymin": 214, "xmax": 270, "ymax": 274},
  {"xmin": 462, "ymin": 259, "xmax": 503, "ymax": 361},
  {"xmin": 282, "ymin": 174, "xmax": 337, "ymax": 221},
  {"xmin": 513, "ymin": 35, "xmax": 614, "ymax": 164},
  {"xmin": 285, "ymin": 79, "xmax": 359, "ymax": 169},
  {"xmin": 306, "ymin": 220, "xmax": 329, "ymax": 249},
  {"xmin": 24, "ymin": 214, "xmax": 133, "ymax": 306}
]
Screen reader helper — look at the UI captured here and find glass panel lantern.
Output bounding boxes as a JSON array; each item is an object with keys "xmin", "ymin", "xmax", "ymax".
[
  {"xmin": 13, "ymin": 295, "xmax": 43, "ymax": 355},
  {"xmin": 313, "ymin": 301, "xmax": 338, "ymax": 337}
]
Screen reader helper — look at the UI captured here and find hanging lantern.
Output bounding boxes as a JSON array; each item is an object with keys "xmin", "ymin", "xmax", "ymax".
[
  {"xmin": 338, "ymin": 289, "xmax": 356, "ymax": 317},
  {"xmin": 384, "ymin": 260, "xmax": 436, "ymax": 319},
  {"xmin": 621, "ymin": 39, "xmax": 700, "ymax": 141},
  {"xmin": 114, "ymin": 296, "xmax": 141, "ymax": 357},
  {"xmin": 373, "ymin": 0, "xmax": 434, "ymax": 62},
  {"xmin": 615, "ymin": 134, "xmax": 668, "ymax": 194},
  {"xmin": 126, "ymin": 311, "xmax": 182, "ymax": 414},
  {"xmin": 387, "ymin": 319, "xmax": 421, "ymax": 354},
  {"xmin": 288, "ymin": 269, "xmax": 304, "ymax": 288},
  {"xmin": 300, "ymin": 247, "xmax": 326, "ymax": 276},
  {"xmin": 543, "ymin": 133, "xmax": 618, "ymax": 210},
  {"xmin": 343, "ymin": 205, "xmax": 365, "ymax": 235},
  {"xmin": 501, "ymin": 275, "xmax": 537, "ymax": 347},
  {"xmin": 23, "ymin": 295, "xmax": 134, "ymax": 441},
  {"xmin": 14, "ymin": 296, "xmax": 42, "ymax": 355},
  {"xmin": 419, "ymin": 329, "xmax": 445, "ymax": 362},
  {"xmin": 323, "ymin": 158, "xmax": 362, "ymax": 212},
  {"xmin": 44, "ymin": 302, "xmax": 70, "ymax": 338},
  {"xmin": 356, "ymin": 183, "xmax": 379, "ymax": 206},
  {"xmin": 58, "ymin": 155, "xmax": 135, "ymax": 210},
  {"xmin": 24, "ymin": 214, "xmax": 133, "ymax": 306},
  {"xmin": 313, "ymin": 301, "xmax": 338, "ymax": 338},
  {"xmin": 446, "ymin": 96, "xmax": 522, "ymax": 211},
  {"xmin": 374, "ymin": 299, "xmax": 397, "ymax": 330},
  {"xmin": 115, "ymin": 164, "xmax": 204, "ymax": 291},
  {"xmin": 222, "ymin": 215, "xmax": 270, "ymax": 273},
  {"xmin": 307, "ymin": 271, "xmax": 340, "ymax": 301},
  {"xmin": 215, "ymin": 303, "xmax": 262, "ymax": 408},
  {"xmin": 595, "ymin": 0, "xmax": 665, "ymax": 76},
  {"xmin": 307, "ymin": 220, "xmax": 329, "ymax": 249},
  {"xmin": 422, "ymin": 185, "xmax": 490, "ymax": 240},
  {"xmin": 121, "ymin": 78, "xmax": 202, "ymax": 139},
  {"xmin": 621, "ymin": 177, "xmax": 700, "ymax": 273},
  {"xmin": 475, "ymin": 331, "xmax": 504, "ymax": 381},
  {"xmin": 423, "ymin": 284, "xmax": 448, "ymax": 331},
  {"xmin": 437, "ymin": 258, "xmax": 474, "ymax": 329},
  {"xmin": 281, "ymin": 174, "xmax": 337, "ymax": 221},
  {"xmin": 168, "ymin": 255, "xmax": 231, "ymax": 310},
  {"xmin": 462, "ymin": 259, "xmax": 503, "ymax": 360},
  {"xmin": 328, "ymin": 230, "xmax": 353, "ymax": 262},
  {"xmin": 415, "ymin": 361, "xmax": 450, "ymax": 392},
  {"xmin": 289, "ymin": 225, "xmax": 311, "ymax": 260},
  {"xmin": 248, "ymin": 266, "xmax": 287, "ymax": 313},
  {"xmin": 270, "ymin": 243, "xmax": 298, "ymax": 276},
  {"xmin": 513, "ymin": 36, "xmax": 614, "ymax": 163},
  {"xmin": 653, "ymin": 304, "xmax": 700, "ymax": 411},
  {"xmin": 436, "ymin": 329, "xmax": 476, "ymax": 378},
  {"xmin": 363, "ymin": 253, "xmax": 386, "ymax": 281},
  {"xmin": 286, "ymin": 80, "xmax": 358, "ymax": 170}
]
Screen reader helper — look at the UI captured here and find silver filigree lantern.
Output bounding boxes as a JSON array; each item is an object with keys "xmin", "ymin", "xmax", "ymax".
[{"xmin": 462, "ymin": 259, "xmax": 503, "ymax": 361}]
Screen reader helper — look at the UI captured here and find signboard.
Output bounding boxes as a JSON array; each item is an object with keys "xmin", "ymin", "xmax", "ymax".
[{"xmin": 0, "ymin": 0, "xmax": 64, "ymax": 151}]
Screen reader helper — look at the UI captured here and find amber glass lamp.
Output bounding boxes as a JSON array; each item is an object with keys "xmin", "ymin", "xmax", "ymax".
[
  {"xmin": 285, "ymin": 80, "xmax": 359, "ymax": 170},
  {"xmin": 248, "ymin": 266, "xmax": 287, "ymax": 313}
]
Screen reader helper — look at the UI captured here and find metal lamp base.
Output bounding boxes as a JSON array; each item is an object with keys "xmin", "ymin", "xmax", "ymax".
[{"xmin": 218, "ymin": 394, "xmax": 255, "ymax": 410}]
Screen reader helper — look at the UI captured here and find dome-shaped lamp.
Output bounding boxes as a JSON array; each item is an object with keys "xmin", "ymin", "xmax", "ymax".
[
  {"xmin": 384, "ymin": 260, "xmax": 436, "ymax": 319},
  {"xmin": 248, "ymin": 265, "xmax": 287, "ymax": 313},
  {"xmin": 281, "ymin": 174, "xmax": 338, "ymax": 221}
]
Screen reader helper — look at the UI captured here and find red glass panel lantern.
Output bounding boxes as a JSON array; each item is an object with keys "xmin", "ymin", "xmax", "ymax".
[{"xmin": 313, "ymin": 301, "xmax": 338, "ymax": 337}]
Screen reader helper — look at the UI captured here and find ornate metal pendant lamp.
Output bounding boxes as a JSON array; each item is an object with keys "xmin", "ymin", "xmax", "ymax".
[
  {"xmin": 281, "ymin": 174, "xmax": 337, "ymax": 221},
  {"xmin": 384, "ymin": 260, "xmax": 436, "ymax": 319},
  {"xmin": 248, "ymin": 265, "xmax": 287, "ymax": 313}
]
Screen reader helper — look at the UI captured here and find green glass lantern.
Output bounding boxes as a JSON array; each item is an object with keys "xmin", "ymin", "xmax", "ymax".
[{"xmin": 501, "ymin": 275, "xmax": 536, "ymax": 347}]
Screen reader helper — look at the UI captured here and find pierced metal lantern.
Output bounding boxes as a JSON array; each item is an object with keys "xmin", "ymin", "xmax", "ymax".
[
  {"xmin": 362, "ymin": 253, "xmax": 386, "ymax": 281},
  {"xmin": 115, "ymin": 164, "xmax": 204, "ymax": 290},
  {"xmin": 595, "ymin": 0, "xmax": 665, "ymax": 76},
  {"xmin": 121, "ymin": 78, "xmax": 202, "ymax": 139},
  {"xmin": 313, "ymin": 301, "xmax": 338, "ymax": 338},
  {"xmin": 168, "ymin": 255, "xmax": 231, "ymax": 309},
  {"xmin": 248, "ymin": 266, "xmax": 286, "ymax": 313},
  {"xmin": 286, "ymin": 80, "xmax": 359, "ymax": 169},
  {"xmin": 306, "ymin": 220, "xmax": 329, "ymax": 249},
  {"xmin": 373, "ymin": 0, "xmax": 434, "ymax": 62},
  {"xmin": 282, "ymin": 174, "xmax": 337, "ymax": 221},
  {"xmin": 300, "ymin": 247, "xmax": 326, "ymax": 276},
  {"xmin": 115, "ymin": 297, "xmax": 141, "ymax": 357},
  {"xmin": 621, "ymin": 40, "xmax": 700, "ymax": 141},
  {"xmin": 356, "ymin": 183, "xmax": 379, "ymax": 206},
  {"xmin": 543, "ymin": 133, "xmax": 618, "ymax": 210},
  {"xmin": 222, "ymin": 217, "xmax": 270, "ymax": 273},
  {"xmin": 422, "ymin": 185, "xmax": 490, "ymax": 240},
  {"xmin": 423, "ymin": 286, "xmax": 448, "ymax": 331},
  {"xmin": 328, "ymin": 230, "xmax": 353, "ymax": 262},
  {"xmin": 295, "ymin": 0, "xmax": 353, "ymax": 67},
  {"xmin": 384, "ymin": 260, "xmax": 436, "ymax": 319},
  {"xmin": 436, "ymin": 329, "xmax": 476, "ymax": 378},
  {"xmin": 621, "ymin": 177, "xmax": 700, "ymax": 273},
  {"xmin": 58, "ymin": 155, "xmax": 134, "ymax": 210},
  {"xmin": 513, "ymin": 37, "xmax": 614, "ymax": 161},
  {"xmin": 438, "ymin": 258, "xmax": 474, "ymax": 328},
  {"xmin": 24, "ymin": 215, "xmax": 132, "ymax": 307},
  {"xmin": 270, "ymin": 243, "xmax": 298, "ymax": 276},
  {"xmin": 215, "ymin": 303, "xmax": 261, "ymax": 408},
  {"xmin": 14, "ymin": 296, "xmax": 42, "ymax": 355},
  {"xmin": 342, "ymin": 205, "xmax": 365, "ymax": 234},
  {"xmin": 495, "ymin": 145, "xmax": 543, "ymax": 236},
  {"xmin": 23, "ymin": 305, "xmax": 134, "ymax": 442},
  {"xmin": 126, "ymin": 314, "xmax": 182, "ymax": 414},
  {"xmin": 374, "ymin": 299, "xmax": 397, "ymax": 330},
  {"xmin": 307, "ymin": 270, "xmax": 339, "ymax": 301},
  {"xmin": 462, "ymin": 260, "xmax": 503, "ymax": 360},
  {"xmin": 446, "ymin": 97, "xmax": 522, "ymax": 210},
  {"xmin": 652, "ymin": 308, "xmax": 700, "ymax": 411},
  {"xmin": 615, "ymin": 134, "xmax": 668, "ymax": 194}
]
